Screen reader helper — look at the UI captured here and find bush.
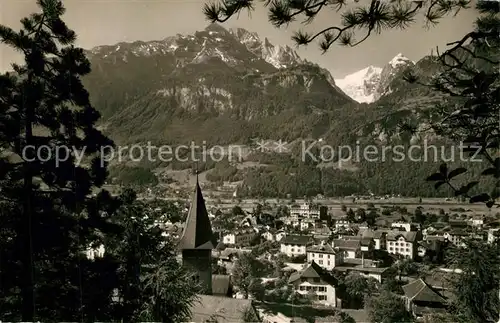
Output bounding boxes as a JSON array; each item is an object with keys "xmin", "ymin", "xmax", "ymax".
[{"xmin": 290, "ymin": 254, "xmax": 307, "ymax": 263}]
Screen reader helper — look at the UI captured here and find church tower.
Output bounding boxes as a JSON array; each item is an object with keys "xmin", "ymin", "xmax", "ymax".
[{"xmin": 178, "ymin": 176, "xmax": 215, "ymax": 295}]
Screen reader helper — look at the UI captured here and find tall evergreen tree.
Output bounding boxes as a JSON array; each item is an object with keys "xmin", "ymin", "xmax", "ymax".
[
  {"xmin": 103, "ymin": 189, "xmax": 199, "ymax": 322},
  {"xmin": 1, "ymin": 3, "xmax": 200, "ymax": 321},
  {"xmin": 0, "ymin": 0, "xmax": 114, "ymax": 320}
]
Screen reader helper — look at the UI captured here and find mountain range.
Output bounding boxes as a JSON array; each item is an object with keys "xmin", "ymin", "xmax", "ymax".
[
  {"xmin": 82, "ymin": 23, "xmax": 486, "ymax": 198},
  {"xmin": 83, "ymin": 23, "xmax": 422, "ymax": 146}
]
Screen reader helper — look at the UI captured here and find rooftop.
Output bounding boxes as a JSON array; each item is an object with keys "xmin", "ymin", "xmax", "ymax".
[
  {"xmin": 288, "ymin": 261, "xmax": 338, "ymax": 286},
  {"xmin": 307, "ymin": 244, "xmax": 337, "ymax": 254},
  {"xmin": 189, "ymin": 295, "xmax": 257, "ymax": 322},
  {"xmin": 386, "ymin": 230, "xmax": 418, "ymax": 242},
  {"xmin": 332, "ymin": 239, "xmax": 361, "ymax": 250},
  {"xmin": 344, "ymin": 235, "xmax": 373, "ymax": 246},
  {"xmin": 334, "ymin": 266, "xmax": 389, "ymax": 274},
  {"xmin": 281, "ymin": 234, "xmax": 313, "ymax": 245},
  {"xmin": 402, "ymin": 278, "xmax": 447, "ymax": 304}
]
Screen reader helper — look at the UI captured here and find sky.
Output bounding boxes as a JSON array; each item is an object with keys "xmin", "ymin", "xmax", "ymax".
[{"xmin": 0, "ymin": 0, "xmax": 480, "ymax": 78}]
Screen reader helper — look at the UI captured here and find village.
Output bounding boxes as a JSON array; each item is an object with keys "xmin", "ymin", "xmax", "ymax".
[{"xmin": 112, "ymin": 179, "xmax": 500, "ymax": 323}]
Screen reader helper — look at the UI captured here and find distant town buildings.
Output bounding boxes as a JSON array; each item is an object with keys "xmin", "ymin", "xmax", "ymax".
[
  {"xmin": 172, "ymin": 192, "xmax": 499, "ymax": 322},
  {"xmin": 86, "ymin": 244, "xmax": 105, "ymax": 260},
  {"xmin": 290, "ymin": 202, "xmax": 326, "ymax": 220},
  {"xmin": 391, "ymin": 221, "xmax": 419, "ymax": 232}
]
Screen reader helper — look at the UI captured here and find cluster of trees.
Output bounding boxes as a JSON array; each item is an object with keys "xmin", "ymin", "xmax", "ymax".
[
  {"xmin": 0, "ymin": 1, "xmax": 197, "ymax": 320},
  {"xmin": 342, "ymin": 207, "xmax": 379, "ymax": 226},
  {"xmin": 108, "ymin": 165, "xmax": 159, "ymax": 186},
  {"xmin": 145, "ymin": 198, "xmax": 187, "ymax": 223},
  {"xmin": 206, "ymin": 148, "xmax": 494, "ymax": 198},
  {"xmin": 205, "ymin": 159, "xmax": 241, "ymax": 183},
  {"xmin": 231, "ymin": 252, "xmax": 282, "ymax": 299},
  {"xmin": 248, "ymin": 277, "xmax": 314, "ymax": 305}
]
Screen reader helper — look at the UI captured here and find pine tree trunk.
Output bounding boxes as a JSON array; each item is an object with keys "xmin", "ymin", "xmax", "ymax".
[{"xmin": 21, "ymin": 78, "xmax": 35, "ymax": 321}]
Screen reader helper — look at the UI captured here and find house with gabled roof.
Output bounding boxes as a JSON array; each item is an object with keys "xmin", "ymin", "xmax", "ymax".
[
  {"xmin": 402, "ymin": 278, "xmax": 447, "ymax": 320},
  {"xmin": 332, "ymin": 258, "xmax": 389, "ymax": 283},
  {"xmin": 443, "ymin": 229, "xmax": 469, "ymax": 247},
  {"xmin": 344, "ymin": 235, "xmax": 374, "ymax": 252},
  {"xmin": 288, "ymin": 261, "xmax": 339, "ymax": 307},
  {"xmin": 222, "ymin": 228, "xmax": 257, "ymax": 246},
  {"xmin": 312, "ymin": 225, "xmax": 332, "ymax": 239},
  {"xmin": 307, "ymin": 243, "xmax": 343, "ymax": 270},
  {"xmin": 280, "ymin": 234, "xmax": 315, "ymax": 257},
  {"xmin": 332, "ymin": 239, "xmax": 361, "ymax": 259},
  {"xmin": 386, "ymin": 230, "xmax": 420, "ymax": 260}
]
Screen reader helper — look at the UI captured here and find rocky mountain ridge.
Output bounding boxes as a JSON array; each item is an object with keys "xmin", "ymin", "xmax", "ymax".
[{"xmin": 83, "ymin": 23, "xmax": 356, "ymax": 145}]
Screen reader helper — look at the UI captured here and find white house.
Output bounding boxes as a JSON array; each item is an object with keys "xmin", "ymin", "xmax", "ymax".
[
  {"xmin": 86, "ymin": 244, "xmax": 105, "ymax": 260},
  {"xmin": 487, "ymin": 228, "xmax": 500, "ymax": 244},
  {"xmin": 261, "ymin": 229, "xmax": 286, "ymax": 242},
  {"xmin": 261, "ymin": 231, "xmax": 275, "ymax": 242},
  {"xmin": 335, "ymin": 219, "xmax": 351, "ymax": 230},
  {"xmin": 222, "ymin": 229, "xmax": 256, "ymax": 246},
  {"xmin": 300, "ymin": 218, "xmax": 316, "ymax": 231},
  {"xmin": 275, "ymin": 230, "xmax": 286, "ymax": 242},
  {"xmin": 443, "ymin": 229, "xmax": 469, "ymax": 247},
  {"xmin": 306, "ymin": 243, "xmax": 343, "ymax": 271},
  {"xmin": 386, "ymin": 231, "xmax": 419, "ymax": 259},
  {"xmin": 290, "ymin": 203, "xmax": 321, "ymax": 219},
  {"xmin": 280, "ymin": 234, "xmax": 314, "ymax": 257},
  {"xmin": 332, "ymin": 239, "xmax": 361, "ymax": 259},
  {"xmin": 468, "ymin": 216, "xmax": 484, "ymax": 228},
  {"xmin": 288, "ymin": 261, "xmax": 338, "ymax": 307},
  {"xmin": 391, "ymin": 222, "xmax": 419, "ymax": 232}
]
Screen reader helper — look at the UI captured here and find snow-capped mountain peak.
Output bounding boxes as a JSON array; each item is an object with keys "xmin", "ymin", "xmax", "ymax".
[
  {"xmin": 336, "ymin": 53, "xmax": 415, "ymax": 103},
  {"xmin": 335, "ymin": 65, "xmax": 382, "ymax": 103},
  {"xmin": 389, "ymin": 53, "xmax": 413, "ymax": 68},
  {"xmin": 374, "ymin": 53, "xmax": 415, "ymax": 100}
]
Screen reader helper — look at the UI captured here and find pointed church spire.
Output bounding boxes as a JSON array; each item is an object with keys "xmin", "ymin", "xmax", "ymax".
[
  {"xmin": 195, "ymin": 162, "xmax": 199, "ymax": 183},
  {"xmin": 178, "ymin": 177, "xmax": 214, "ymax": 250}
]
